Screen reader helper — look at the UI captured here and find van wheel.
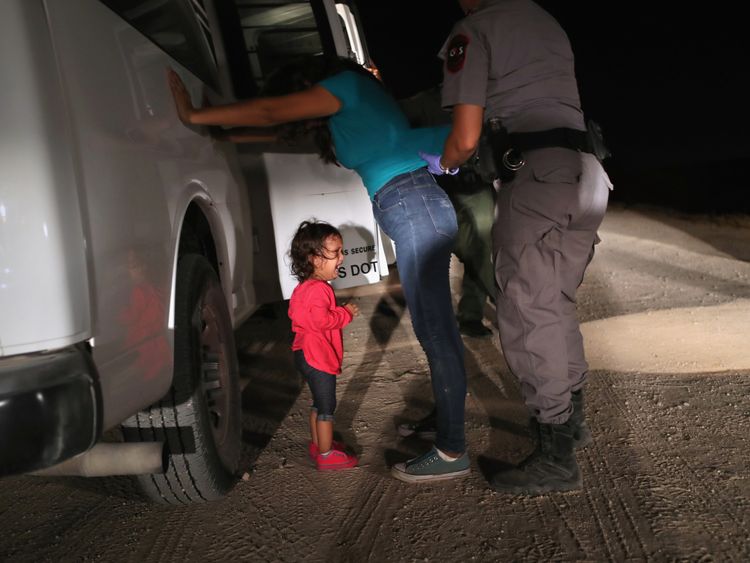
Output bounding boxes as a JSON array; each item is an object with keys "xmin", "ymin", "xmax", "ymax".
[{"xmin": 124, "ymin": 254, "xmax": 242, "ymax": 504}]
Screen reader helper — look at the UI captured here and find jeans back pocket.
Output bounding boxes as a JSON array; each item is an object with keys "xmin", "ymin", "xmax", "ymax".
[
  {"xmin": 423, "ymin": 193, "xmax": 458, "ymax": 239},
  {"xmin": 373, "ymin": 183, "xmax": 402, "ymax": 212}
]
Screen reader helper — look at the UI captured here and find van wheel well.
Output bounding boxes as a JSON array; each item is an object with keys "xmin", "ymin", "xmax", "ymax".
[
  {"xmin": 178, "ymin": 203, "xmax": 220, "ymax": 277},
  {"xmin": 123, "ymin": 254, "xmax": 241, "ymax": 503}
]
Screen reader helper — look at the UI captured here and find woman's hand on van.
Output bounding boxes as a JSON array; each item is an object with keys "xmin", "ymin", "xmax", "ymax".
[{"xmin": 167, "ymin": 68, "xmax": 194, "ymax": 125}]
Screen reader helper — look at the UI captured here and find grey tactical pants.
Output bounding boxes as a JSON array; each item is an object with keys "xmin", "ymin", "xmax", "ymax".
[{"xmin": 493, "ymin": 148, "xmax": 611, "ymax": 424}]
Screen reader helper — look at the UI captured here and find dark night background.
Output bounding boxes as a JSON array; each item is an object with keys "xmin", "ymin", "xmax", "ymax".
[{"xmin": 356, "ymin": 1, "xmax": 749, "ymax": 214}]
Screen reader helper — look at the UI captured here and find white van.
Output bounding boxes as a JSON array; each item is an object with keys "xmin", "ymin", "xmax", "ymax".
[{"xmin": 0, "ymin": 0, "xmax": 382, "ymax": 504}]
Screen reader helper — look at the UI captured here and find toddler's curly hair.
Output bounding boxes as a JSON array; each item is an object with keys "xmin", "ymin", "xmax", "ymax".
[{"xmin": 289, "ymin": 220, "xmax": 342, "ymax": 281}]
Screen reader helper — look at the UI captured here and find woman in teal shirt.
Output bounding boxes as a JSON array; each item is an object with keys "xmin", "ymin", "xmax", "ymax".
[{"xmin": 169, "ymin": 56, "xmax": 469, "ymax": 483}]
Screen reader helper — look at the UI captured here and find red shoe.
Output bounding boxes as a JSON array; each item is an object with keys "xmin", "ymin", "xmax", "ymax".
[
  {"xmin": 316, "ymin": 448, "xmax": 358, "ymax": 471},
  {"xmin": 308, "ymin": 440, "xmax": 347, "ymax": 461}
]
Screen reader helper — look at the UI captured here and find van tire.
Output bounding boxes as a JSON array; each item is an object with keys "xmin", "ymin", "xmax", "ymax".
[{"xmin": 124, "ymin": 254, "xmax": 242, "ymax": 504}]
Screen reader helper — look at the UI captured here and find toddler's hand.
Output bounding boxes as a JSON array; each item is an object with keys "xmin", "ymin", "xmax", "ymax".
[{"xmin": 345, "ymin": 302, "xmax": 360, "ymax": 317}]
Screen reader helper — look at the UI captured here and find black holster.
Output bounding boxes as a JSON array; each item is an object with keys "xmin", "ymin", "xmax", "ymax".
[
  {"xmin": 470, "ymin": 118, "xmax": 524, "ymax": 184},
  {"xmin": 469, "ymin": 118, "xmax": 611, "ymax": 184}
]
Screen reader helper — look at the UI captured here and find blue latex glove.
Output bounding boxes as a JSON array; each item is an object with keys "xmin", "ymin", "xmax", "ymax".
[{"xmin": 418, "ymin": 151, "xmax": 459, "ymax": 176}]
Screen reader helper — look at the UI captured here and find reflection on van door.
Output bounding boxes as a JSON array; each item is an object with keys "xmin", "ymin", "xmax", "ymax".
[{"xmin": 263, "ymin": 153, "xmax": 388, "ymax": 297}]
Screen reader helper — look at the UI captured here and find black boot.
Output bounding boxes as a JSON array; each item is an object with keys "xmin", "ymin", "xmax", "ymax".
[
  {"xmin": 571, "ymin": 390, "xmax": 592, "ymax": 448},
  {"xmin": 527, "ymin": 391, "xmax": 591, "ymax": 448},
  {"xmin": 490, "ymin": 418, "xmax": 581, "ymax": 495},
  {"xmin": 458, "ymin": 319, "xmax": 492, "ymax": 337}
]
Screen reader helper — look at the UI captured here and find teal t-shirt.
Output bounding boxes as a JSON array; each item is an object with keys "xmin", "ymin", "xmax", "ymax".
[{"xmin": 318, "ymin": 71, "xmax": 449, "ymax": 198}]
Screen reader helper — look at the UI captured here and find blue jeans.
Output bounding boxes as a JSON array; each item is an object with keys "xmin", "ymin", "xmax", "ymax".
[
  {"xmin": 294, "ymin": 350, "xmax": 337, "ymax": 421},
  {"xmin": 372, "ymin": 168, "xmax": 467, "ymax": 453}
]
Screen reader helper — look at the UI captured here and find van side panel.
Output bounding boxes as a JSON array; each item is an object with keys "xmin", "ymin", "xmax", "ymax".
[
  {"xmin": 42, "ymin": 0, "xmax": 254, "ymax": 429},
  {"xmin": 0, "ymin": 1, "xmax": 91, "ymax": 356}
]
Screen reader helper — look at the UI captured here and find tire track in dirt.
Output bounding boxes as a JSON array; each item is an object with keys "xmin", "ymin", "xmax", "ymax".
[
  {"xmin": 544, "ymin": 495, "xmax": 587, "ymax": 559},
  {"xmin": 463, "ymin": 336, "xmax": 655, "ymax": 560},
  {"xmin": 137, "ymin": 505, "xmax": 203, "ymax": 562},
  {"xmin": 615, "ymin": 375, "xmax": 749, "ymax": 528},
  {"xmin": 511, "ymin": 497, "xmax": 586, "ymax": 560},
  {"xmin": 592, "ymin": 371, "xmax": 750, "ymax": 555},
  {"xmin": 326, "ymin": 471, "xmax": 405, "ymax": 561},
  {"xmin": 583, "ymin": 372, "xmax": 671, "ymax": 560},
  {"xmin": 0, "ymin": 477, "xmax": 206, "ymax": 563},
  {"xmin": 3, "ymin": 479, "xmax": 157, "ymax": 563}
]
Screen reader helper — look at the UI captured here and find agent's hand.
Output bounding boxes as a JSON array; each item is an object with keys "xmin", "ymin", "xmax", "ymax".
[
  {"xmin": 345, "ymin": 302, "xmax": 360, "ymax": 317},
  {"xmin": 418, "ymin": 151, "xmax": 459, "ymax": 176},
  {"xmin": 167, "ymin": 67, "xmax": 194, "ymax": 124}
]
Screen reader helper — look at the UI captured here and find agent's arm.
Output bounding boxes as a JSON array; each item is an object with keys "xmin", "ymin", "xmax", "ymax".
[
  {"xmin": 440, "ymin": 103, "xmax": 484, "ymax": 170},
  {"xmin": 168, "ymin": 68, "xmax": 341, "ymax": 128}
]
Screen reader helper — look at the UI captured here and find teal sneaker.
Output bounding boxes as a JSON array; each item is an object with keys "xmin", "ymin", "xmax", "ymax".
[{"xmin": 391, "ymin": 447, "xmax": 470, "ymax": 483}]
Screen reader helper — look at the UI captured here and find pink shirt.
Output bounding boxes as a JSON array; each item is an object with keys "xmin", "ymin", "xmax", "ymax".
[{"xmin": 288, "ymin": 279, "xmax": 353, "ymax": 374}]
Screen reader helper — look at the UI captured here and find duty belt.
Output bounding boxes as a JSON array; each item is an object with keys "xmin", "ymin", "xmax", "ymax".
[
  {"xmin": 509, "ymin": 128, "xmax": 593, "ymax": 154},
  {"xmin": 472, "ymin": 118, "xmax": 612, "ymax": 184}
]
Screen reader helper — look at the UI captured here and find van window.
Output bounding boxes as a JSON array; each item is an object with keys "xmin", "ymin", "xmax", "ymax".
[
  {"xmin": 237, "ymin": 1, "xmax": 326, "ymax": 91},
  {"xmin": 100, "ymin": 0, "xmax": 219, "ymax": 89}
]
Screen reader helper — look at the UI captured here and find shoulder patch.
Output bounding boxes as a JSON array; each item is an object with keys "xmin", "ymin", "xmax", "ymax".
[{"xmin": 446, "ymin": 34, "xmax": 470, "ymax": 74}]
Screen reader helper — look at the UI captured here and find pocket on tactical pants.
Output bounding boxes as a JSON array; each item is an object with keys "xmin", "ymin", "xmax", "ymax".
[
  {"xmin": 530, "ymin": 147, "xmax": 582, "ymax": 185},
  {"xmin": 493, "ymin": 245, "xmax": 518, "ymax": 296}
]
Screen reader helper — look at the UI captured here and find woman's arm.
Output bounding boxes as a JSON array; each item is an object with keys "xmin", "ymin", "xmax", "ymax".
[
  {"xmin": 168, "ymin": 68, "xmax": 341, "ymax": 128},
  {"xmin": 211, "ymin": 126, "xmax": 279, "ymax": 144}
]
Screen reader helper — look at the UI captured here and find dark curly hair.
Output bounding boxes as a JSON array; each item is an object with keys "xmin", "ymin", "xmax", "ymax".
[
  {"xmin": 261, "ymin": 55, "xmax": 384, "ymax": 165},
  {"xmin": 289, "ymin": 220, "xmax": 343, "ymax": 282}
]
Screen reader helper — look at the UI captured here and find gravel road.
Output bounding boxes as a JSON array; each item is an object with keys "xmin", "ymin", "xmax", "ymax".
[{"xmin": 1, "ymin": 203, "xmax": 748, "ymax": 562}]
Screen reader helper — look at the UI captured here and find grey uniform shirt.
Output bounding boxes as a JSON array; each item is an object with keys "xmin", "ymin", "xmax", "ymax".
[{"xmin": 439, "ymin": 0, "xmax": 585, "ymax": 133}]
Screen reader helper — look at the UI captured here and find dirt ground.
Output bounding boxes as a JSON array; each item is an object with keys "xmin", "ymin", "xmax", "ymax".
[{"xmin": 1, "ymin": 202, "xmax": 749, "ymax": 562}]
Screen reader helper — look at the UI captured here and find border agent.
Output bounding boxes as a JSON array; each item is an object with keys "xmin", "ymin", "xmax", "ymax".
[{"xmin": 422, "ymin": 0, "xmax": 612, "ymax": 494}]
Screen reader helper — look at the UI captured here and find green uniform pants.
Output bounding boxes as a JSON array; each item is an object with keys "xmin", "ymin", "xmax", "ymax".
[{"xmin": 438, "ymin": 174, "xmax": 496, "ymax": 324}]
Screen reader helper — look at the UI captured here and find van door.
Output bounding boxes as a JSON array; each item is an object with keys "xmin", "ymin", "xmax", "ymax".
[{"xmin": 227, "ymin": 0, "xmax": 389, "ymax": 299}]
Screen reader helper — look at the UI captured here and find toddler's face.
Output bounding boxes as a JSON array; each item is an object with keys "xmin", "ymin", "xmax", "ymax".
[{"xmin": 312, "ymin": 235, "xmax": 344, "ymax": 281}]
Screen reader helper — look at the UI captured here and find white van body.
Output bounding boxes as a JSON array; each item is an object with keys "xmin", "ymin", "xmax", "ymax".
[{"xmin": 0, "ymin": 0, "xmax": 382, "ymax": 503}]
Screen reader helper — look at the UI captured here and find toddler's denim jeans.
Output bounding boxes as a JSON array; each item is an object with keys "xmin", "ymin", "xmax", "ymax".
[{"xmin": 294, "ymin": 350, "xmax": 336, "ymax": 421}]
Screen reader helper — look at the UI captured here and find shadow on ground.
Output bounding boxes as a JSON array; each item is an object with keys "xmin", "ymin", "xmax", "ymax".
[{"xmin": 234, "ymin": 301, "xmax": 302, "ymax": 472}]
